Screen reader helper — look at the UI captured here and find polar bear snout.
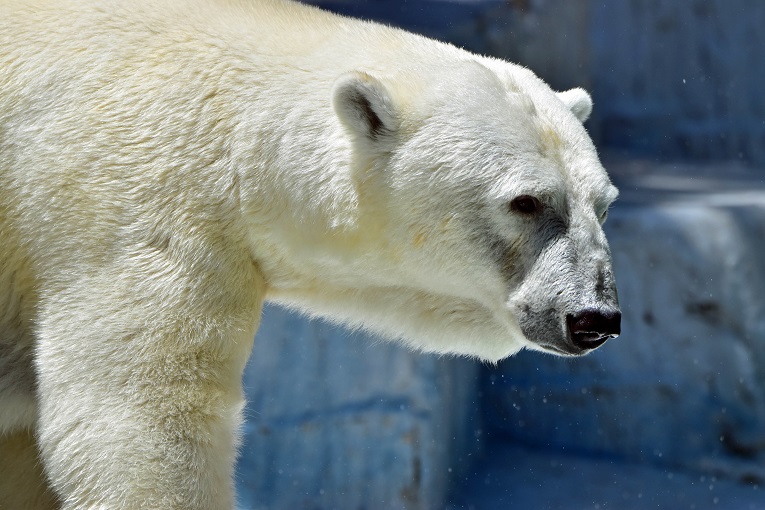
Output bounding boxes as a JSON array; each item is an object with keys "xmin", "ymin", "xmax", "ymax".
[{"xmin": 566, "ymin": 308, "xmax": 621, "ymax": 351}]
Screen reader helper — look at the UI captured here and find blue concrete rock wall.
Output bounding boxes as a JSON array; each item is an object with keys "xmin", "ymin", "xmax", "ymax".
[
  {"xmin": 589, "ymin": 2, "xmax": 765, "ymax": 164},
  {"xmin": 236, "ymin": 306, "xmax": 481, "ymax": 509}
]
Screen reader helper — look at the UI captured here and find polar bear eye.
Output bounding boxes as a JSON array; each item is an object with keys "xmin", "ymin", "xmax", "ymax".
[{"xmin": 509, "ymin": 195, "xmax": 542, "ymax": 215}]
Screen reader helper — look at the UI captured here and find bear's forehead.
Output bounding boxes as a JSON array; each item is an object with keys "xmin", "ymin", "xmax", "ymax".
[
  {"xmin": 409, "ymin": 61, "xmax": 616, "ymax": 206},
  {"xmin": 509, "ymin": 119, "xmax": 616, "ymax": 208},
  {"xmin": 415, "ymin": 103, "xmax": 611, "ymax": 195},
  {"xmin": 512, "ymin": 96, "xmax": 615, "ymax": 204}
]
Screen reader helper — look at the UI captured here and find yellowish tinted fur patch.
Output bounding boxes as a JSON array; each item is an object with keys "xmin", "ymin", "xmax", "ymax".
[{"xmin": 538, "ymin": 123, "xmax": 564, "ymax": 161}]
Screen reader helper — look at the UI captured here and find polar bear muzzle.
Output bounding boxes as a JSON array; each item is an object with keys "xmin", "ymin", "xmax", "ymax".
[
  {"xmin": 520, "ymin": 304, "xmax": 621, "ymax": 357},
  {"xmin": 511, "ymin": 225, "xmax": 621, "ymax": 357}
]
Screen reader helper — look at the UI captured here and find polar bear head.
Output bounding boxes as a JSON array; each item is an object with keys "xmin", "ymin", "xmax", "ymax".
[{"xmin": 261, "ymin": 57, "xmax": 619, "ymax": 363}]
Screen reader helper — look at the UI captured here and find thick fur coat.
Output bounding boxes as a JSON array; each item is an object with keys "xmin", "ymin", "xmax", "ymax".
[{"xmin": 0, "ymin": 0, "xmax": 619, "ymax": 507}]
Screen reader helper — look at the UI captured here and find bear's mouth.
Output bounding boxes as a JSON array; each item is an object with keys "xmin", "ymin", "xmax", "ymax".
[
  {"xmin": 536, "ymin": 338, "xmax": 607, "ymax": 357},
  {"xmin": 570, "ymin": 332, "xmax": 611, "ymax": 351},
  {"xmin": 538, "ymin": 336, "xmax": 610, "ymax": 357}
]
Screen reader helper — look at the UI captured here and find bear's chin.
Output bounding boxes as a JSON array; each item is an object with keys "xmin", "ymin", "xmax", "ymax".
[{"xmin": 527, "ymin": 337, "xmax": 611, "ymax": 357}]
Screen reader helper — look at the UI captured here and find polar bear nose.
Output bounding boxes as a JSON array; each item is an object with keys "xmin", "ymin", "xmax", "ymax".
[{"xmin": 567, "ymin": 308, "xmax": 621, "ymax": 350}]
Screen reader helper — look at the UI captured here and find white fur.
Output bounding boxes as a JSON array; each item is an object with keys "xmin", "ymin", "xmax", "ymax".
[
  {"xmin": 0, "ymin": 0, "xmax": 618, "ymax": 507},
  {"xmin": 557, "ymin": 87, "xmax": 594, "ymax": 122}
]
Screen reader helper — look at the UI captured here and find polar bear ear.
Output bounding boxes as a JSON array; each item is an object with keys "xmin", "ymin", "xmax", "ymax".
[
  {"xmin": 332, "ymin": 72, "xmax": 398, "ymax": 140},
  {"xmin": 557, "ymin": 88, "xmax": 593, "ymax": 123}
]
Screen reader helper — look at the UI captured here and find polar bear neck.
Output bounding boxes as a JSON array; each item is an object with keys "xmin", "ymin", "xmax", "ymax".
[{"xmin": 223, "ymin": 2, "xmax": 469, "ymax": 291}]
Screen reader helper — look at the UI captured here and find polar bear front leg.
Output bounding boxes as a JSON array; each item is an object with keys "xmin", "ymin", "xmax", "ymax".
[{"xmin": 34, "ymin": 280, "xmax": 262, "ymax": 509}]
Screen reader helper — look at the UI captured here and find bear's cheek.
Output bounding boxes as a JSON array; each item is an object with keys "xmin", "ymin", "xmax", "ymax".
[{"xmin": 515, "ymin": 304, "xmax": 567, "ymax": 351}]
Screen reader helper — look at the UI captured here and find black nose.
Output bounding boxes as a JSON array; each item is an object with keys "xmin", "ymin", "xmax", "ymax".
[{"xmin": 567, "ymin": 309, "xmax": 621, "ymax": 350}]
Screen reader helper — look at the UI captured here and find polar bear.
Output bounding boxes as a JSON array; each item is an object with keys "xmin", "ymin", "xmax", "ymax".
[{"xmin": 0, "ymin": 0, "xmax": 620, "ymax": 508}]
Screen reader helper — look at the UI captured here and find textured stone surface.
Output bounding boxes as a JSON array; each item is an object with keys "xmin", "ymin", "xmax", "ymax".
[
  {"xmin": 447, "ymin": 442, "xmax": 764, "ymax": 510},
  {"xmin": 589, "ymin": 1, "xmax": 765, "ymax": 164},
  {"xmin": 236, "ymin": 306, "xmax": 481, "ymax": 510},
  {"xmin": 483, "ymin": 157, "xmax": 765, "ymax": 481}
]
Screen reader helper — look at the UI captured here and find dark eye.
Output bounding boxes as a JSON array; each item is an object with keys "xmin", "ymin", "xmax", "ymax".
[{"xmin": 509, "ymin": 195, "xmax": 542, "ymax": 215}]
